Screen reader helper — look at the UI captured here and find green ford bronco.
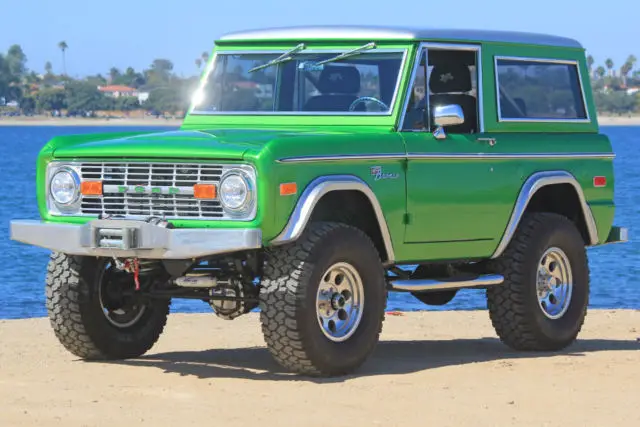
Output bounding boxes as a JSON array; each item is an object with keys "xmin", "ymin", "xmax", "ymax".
[{"xmin": 11, "ymin": 26, "xmax": 628, "ymax": 376}]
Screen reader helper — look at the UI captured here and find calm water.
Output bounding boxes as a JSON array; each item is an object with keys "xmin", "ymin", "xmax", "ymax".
[{"xmin": 0, "ymin": 125, "xmax": 637, "ymax": 319}]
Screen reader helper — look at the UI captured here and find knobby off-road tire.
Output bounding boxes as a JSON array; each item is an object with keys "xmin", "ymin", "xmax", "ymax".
[
  {"xmin": 46, "ymin": 252, "xmax": 170, "ymax": 360},
  {"xmin": 486, "ymin": 212, "xmax": 589, "ymax": 351},
  {"xmin": 259, "ymin": 222, "xmax": 387, "ymax": 377}
]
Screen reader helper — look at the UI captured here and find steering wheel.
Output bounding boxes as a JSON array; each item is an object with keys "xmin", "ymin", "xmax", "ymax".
[{"xmin": 348, "ymin": 96, "xmax": 390, "ymax": 112}]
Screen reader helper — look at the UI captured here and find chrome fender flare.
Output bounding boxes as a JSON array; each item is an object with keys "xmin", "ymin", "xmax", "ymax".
[
  {"xmin": 491, "ymin": 170, "xmax": 599, "ymax": 259},
  {"xmin": 270, "ymin": 175, "xmax": 395, "ymax": 262}
]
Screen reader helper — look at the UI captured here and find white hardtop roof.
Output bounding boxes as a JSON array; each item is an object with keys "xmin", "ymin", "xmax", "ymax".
[{"xmin": 219, "ymin": 25, "xmax": 583, "ymax": 49}]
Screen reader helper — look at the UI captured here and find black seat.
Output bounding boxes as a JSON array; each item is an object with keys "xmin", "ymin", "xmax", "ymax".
[
  {"xmin": 428, "ymin": 63, "xmax": 477, "ymax": 133},
  {"xmin": 303, "ymin": 65, "xmax": 365, "ymax": 112}
]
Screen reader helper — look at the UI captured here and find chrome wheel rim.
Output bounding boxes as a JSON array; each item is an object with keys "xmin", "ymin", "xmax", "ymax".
[
  {"xmin": 316, "ymin": 262, "xmax": 365, "ymax": 342},
  {"xmin": 536, "ymin": 247, "xmax": 573, "ymax": 319},
  {"xmin": 98, "ymin": 262, "xmax": 147, "ymax": 329}
]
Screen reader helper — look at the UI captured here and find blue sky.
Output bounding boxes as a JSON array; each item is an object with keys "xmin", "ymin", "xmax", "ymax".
[{"xmin": 1, "ymin": 0, "xmax": 638, "ymax": 78}]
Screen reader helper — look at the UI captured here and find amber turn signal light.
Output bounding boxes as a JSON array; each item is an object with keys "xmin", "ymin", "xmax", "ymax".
[
  {"xmin": 194, "ymin": 184, "xmax": 216, "ymax": 199},
  {"xmin": 279, "ymin": 182, "xmax": 297, "ymax": 196},
  {"xmin": 80, "ymin": 181, "xmax": 103, "ymax": 196}
]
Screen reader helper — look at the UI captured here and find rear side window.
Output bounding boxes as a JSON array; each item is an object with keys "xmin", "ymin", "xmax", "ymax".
[{"xmin": 495, "ymin": 58, "xmax": 588, "ymax": 121}]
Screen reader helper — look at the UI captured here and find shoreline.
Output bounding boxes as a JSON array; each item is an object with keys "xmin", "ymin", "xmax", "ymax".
[
  {"xmin": 0, "ymin": 117, "xmax": 183, "ymax": 127},
  {"xmin": 1, "ymin": 309, "xmax": 638, "ymax": 426},
  {"xmin": 1, "ymin": 115, "xmax": 640, "ymax": 127}
]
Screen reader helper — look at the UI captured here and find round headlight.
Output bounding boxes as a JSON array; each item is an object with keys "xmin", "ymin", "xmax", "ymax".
[
  {"xmin": 50, "ymin": 168, "xmax": 80, "ymax": 205},
  {"xmin": 219, "ymin": 172, "xmax": 251, "ymax": 212}
]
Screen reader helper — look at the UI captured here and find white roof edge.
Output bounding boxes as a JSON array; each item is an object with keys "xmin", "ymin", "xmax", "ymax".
[{"xmin": 218, "ymin": 26, "xmax": 583, "ymax": 49}]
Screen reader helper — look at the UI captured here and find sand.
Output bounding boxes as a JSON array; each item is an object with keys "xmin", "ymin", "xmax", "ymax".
[{"xmin": 1, "ymin": 309, "xmax": 638, "ymax": 426}]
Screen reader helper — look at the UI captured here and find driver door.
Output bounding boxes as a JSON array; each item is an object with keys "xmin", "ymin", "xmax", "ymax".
[{"xmin": 400, "ymin": 45, "xmax": 507, "ymax": 250}]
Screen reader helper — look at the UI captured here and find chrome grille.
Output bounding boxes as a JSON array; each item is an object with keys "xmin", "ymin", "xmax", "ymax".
[{"xmin": 78, "ymin": 162, "xmax": 226, "ymax": 219}]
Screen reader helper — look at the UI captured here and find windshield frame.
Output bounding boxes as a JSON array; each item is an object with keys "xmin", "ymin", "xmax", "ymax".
[{"xmin": 188, "ymin": 47, "xmax": 410, "ymax": 117}]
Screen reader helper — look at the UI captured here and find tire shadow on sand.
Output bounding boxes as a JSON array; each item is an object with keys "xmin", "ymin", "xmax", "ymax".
[{"xmin": 101, "ymin": 337, "xmax": 639, "ymax": 383}]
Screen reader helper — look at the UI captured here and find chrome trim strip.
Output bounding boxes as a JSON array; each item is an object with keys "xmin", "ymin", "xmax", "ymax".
[
  {"xmin": 491, "ymin": 171, "xmax": 599, "ymax": 259},
  {"xmin": 278, "ymin": 153, "xmax": 407, "ymax": 163},
  {"xmin": 9, "ymin": 219, "xmax": 263, "ymax": 259},
  {"xmin": 389, "ymin": 274, "xmax": 504, "ymax": 292},
  {"xmin": 277, "ymin": 152, "xmax": 615, "ymax": 163},
  {"xmin": 494, "ymin": 56, "xmax": 591, "ymax": 124},
  {"xmin": 407, "ymin": 152, "xmax": 615, "ymax": 159},
  {"xmin": 218, "ymin": 26, "xmax": 583, "ymax": 49},
  {"xmin": 189, "ymin": 48, "xmax": 409, "ymax": 117},
  {"xmin": 271, "ymin": 175, "xmax": 395, "ymax": 262}
]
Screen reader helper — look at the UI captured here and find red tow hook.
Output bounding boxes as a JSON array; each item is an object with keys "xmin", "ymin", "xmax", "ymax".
[
  {"xmin": 133, "ymin": 258, "xmax": 140, "ymax": 291},
  {"xmin": 123, "ymin": 258, "xmax": 141, "ymax": 291}
]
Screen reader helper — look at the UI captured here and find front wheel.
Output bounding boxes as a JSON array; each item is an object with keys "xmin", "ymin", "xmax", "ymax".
[
  {"xmin": 486, "ymin": 213, "xmax": 589, "ymax": 351},
  {"xmin": 46, "ymin": 253, "xmax": 170, "ymax": 360},
  {"xmin": 259, "ymin": 222, "xmax": 387, "ymax": 376}
]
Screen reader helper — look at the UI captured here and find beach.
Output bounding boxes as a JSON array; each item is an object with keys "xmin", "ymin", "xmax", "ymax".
[
  {"xmin": 1, "ymin": 115, "xmax": 640, "ymax": 127},
  {"xmin": 1, "ymin": 310, "xmax": 638, "ymax": 427}
]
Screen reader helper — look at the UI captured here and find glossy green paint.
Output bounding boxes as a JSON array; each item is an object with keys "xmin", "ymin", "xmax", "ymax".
[{"xmin": 33, "ymin": 34, "xmax": 618, "ymax": 264}]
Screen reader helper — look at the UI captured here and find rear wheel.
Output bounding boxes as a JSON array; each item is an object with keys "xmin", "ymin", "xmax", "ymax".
[
  {"xmin": 259, "ymin": 222, "xmax": 387, "ymax": 376},
  {"xmin": 46, "ymin": 253, "xmax": 170, "ymax": 360},
  {"xmin": 486, "ymin": 213, "xmax": 589, "ymax": 351}
]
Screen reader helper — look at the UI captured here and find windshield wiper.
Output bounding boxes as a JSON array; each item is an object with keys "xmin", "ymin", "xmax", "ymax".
[
  {"xmin": 248, "ymin": 43, "xmax": 306, "ymax": 73},
  {"xmin": 315, "ymin": 42, "xmax": 377, "ymax": 66}
]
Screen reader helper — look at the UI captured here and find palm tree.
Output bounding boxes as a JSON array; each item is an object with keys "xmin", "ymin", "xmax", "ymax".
[
  {"xmin": 44, "ymin": 61, "xmax": 53, "ymax": 75},
  {"xmin": 587, "ymin": 55, "xmax": 594, "ymax": 75},
  {"xmin": 195, "ymin": 58, "xmax": 202, "ymax": 70},
  {"xmin": 596, "ymin": 66, "xmax": 606, "ymax": 79},
  {"xmin": 201, "ymin": 52, "xmax": 210, "ymax": 64},
  {"xmin": 58, "ymin": 41, "xmax": 68, "ymax": 76},
  {"xmin": 605, "ymin": 58, "xmax": 614, "ymax": 77}
]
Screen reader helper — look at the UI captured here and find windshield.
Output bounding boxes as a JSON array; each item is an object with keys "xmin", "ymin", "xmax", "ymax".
[{"xmin": 190, "ymin": 49, "xmax": 406, "ymax": 115}]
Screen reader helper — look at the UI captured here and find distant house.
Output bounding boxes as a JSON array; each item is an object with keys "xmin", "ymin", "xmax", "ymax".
[
  {"xmin": 98, "ymin": 85, "xmax": 149, "ymax": 104},
  {"xmin": 626, "ymin": 87, "xmax": 640, "ymax": 96}
]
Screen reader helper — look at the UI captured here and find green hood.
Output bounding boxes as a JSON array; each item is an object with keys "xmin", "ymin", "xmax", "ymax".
[{"xmin": 49, "ymin": 129, "xmax": 306, "ymax": 160}]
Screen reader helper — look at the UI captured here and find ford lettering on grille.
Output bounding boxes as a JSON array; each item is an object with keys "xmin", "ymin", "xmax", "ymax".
[{"xmin": 78, "ymin": 162, "xmax": 225, "ymax": 219}]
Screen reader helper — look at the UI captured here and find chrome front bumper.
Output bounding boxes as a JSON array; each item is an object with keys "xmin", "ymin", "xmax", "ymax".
[{"xmin": 9, "ymin": 219, "xmax": 262, "ymax": 259}]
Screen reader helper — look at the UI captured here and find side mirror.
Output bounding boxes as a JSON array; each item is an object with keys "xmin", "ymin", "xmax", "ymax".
[
  {"xmin": 432, "ymin": 104, "xmax": 464, "ymax": 140},
  {"xmin": 433, "ymin": 104, "xmax": 465, "ymax": 127}
]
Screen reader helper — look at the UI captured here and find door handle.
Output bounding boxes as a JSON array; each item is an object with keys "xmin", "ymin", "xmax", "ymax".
[{"xmin": 477, "ymin": 137, "xmax": 497, "ymax": 147}]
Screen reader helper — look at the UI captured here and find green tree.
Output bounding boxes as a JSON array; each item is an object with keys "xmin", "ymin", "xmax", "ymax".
[
  {"xmin": 201, "ymin": 52, "xmax": 209, "ymax": 64},
  {"xmin": 6, "ymin": 45, "xmax": 27, "ymax": 78},
  {"xmin": 109, "ymin": 67, "xmax": 121, "ymax": 83},
  {"xmin": 145, "ymin": 59, "xmax": 174, "ymax": 87},
  {"xmin": 587, "ymin": 55, "xmax": 594, "ymax": 74},
  {"xmin": 605, "ymin": 58, "xmax": 614, "ymax": 76},
  {"xmin": 58, "ymin": 41, "xmax": 68, "ymax": 76},
  {"xmin": 19, "ymin": 95, "xmax": 36, "ymax": 114},
  {"xmin": 146, "ymin": 86, "xmax": 182, "ymax": 114},
  {"xmin": 36, "ymin": 88, "xmax": 66, "ymax": 112},
  {"xmin": 195, "ymin": 58, "xmax": 202, "ymax": 70},
  {"xmin": 596, "ymin": 66, "xmax": 606, "ymax": 80},
  {"xmin": 116, "ymin": 96, "xmax": 140, "ymax": 111},
  {"xmin": 65, "ymin": 80, "xmax": 107, "ymax": 115}
]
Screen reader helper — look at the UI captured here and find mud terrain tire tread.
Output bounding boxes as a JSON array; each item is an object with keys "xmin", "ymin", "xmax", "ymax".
[
  {"xmin": 486, "ymin": 212, "xmax": 589, "ymax": 351},
  {"xmin": 46, "ymin": 252, "xmax": 170, "ymax": 360},
  {"xmin": 259, "ymin": 222, "xmax": 387, "ymax": 377}
]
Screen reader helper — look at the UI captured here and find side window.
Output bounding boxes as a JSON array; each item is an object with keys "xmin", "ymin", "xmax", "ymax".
[
  {"xmin": 496, "ymin": 58, "xmax": 587, "ymax": 120},
  {"xmin": 401, "ymin": 48, "xmax": 479, "ymax": 133},
  {"xmin": 401, "ymin": 50, "xmax": 428, "ymax": 130}
]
